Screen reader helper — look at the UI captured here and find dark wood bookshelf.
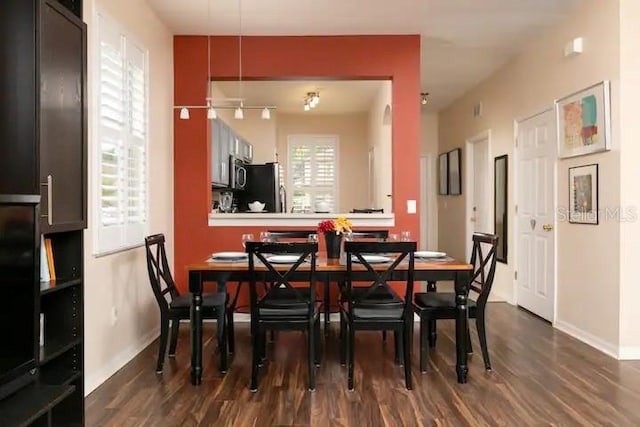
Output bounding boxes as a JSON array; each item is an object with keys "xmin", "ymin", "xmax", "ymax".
[
  {"xmin": 0, "ymin": 384, "xmax": 75, "ymax": 427},
  {"xmin": 39, "ymin": 339, "xmax": 82, "ymax": 365},
  {"xmin": 40, "ymin": 278, "xmax": 82, "ymax": 296}
]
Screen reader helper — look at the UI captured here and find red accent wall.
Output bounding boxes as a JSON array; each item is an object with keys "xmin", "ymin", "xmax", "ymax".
[{"xmin": 174, "ymin": 35, "xmax": 421, "ymax": 292}]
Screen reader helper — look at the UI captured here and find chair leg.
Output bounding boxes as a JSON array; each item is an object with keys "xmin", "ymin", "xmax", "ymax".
[
  {"xmin": 394, "ymin": 330, "xmax": 404, "ymax": 366},
  {"xmin": 348, "ymin": 323, "xmax": 355, "ymax": 391},
  {"xmin": 339, "ymin": 313, "xmax": 347, "ymax": 366},
  {"xmin": 476, "ymin": 311, "xmax": 492, "ymax": 370},
  {"xmin": 227, "ymin": 308, "xmax": 235, "ymax": 354},
  {"xmin": 314, "ymin": 316, "xmax": 322, "ymax": 366},
  {"xmin": 217, "ymin": 311, "xmax": 228, "ymax": 373},
  {"xmin": 403, "ymin": 321, "xmax": 412, "ymax": 390},
  {"xmin": 466, "ymin": 324, "xmax": 473, "ymax": 354},
  {"xmin": 168, "ymin": 319, "xmax": 180, "ymax": 357},
  {"xmin": 250, "ymin": 327, "xmax": 260, "ymax": 392},
  {"xmin": 419, "ymin": 315, "xmax": 428, "ymax": 373},
  {"xmin": 428, "ymin": 319, "xmax": 437, "ymax": 348},
  {"xmin": 308, "ymin": 321, "xmax": 316, "ymax": 391},
  {"xmin": 324, "ymin": 278, "xmax": 331, "ymax": 337},
  {"xmin": 156, "ymin": 315, "xmax": 170, "ymax": 373},
  {"xmin": 258, "ymin": 331, "xmax": 267, "ymax": 367}
]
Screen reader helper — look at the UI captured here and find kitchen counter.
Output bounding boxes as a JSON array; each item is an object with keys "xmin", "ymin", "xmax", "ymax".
[{"xmin": 208, "ymin": 212, "xmax": 395, "ymax": 227}]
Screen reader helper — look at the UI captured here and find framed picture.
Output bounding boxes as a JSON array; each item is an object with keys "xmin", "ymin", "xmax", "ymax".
[
  {"xmin": 448, "ymin": 148, "xmax": 461, "ymax": 195},
  {"xmin": 438, "ymin": 153, "xmax": 448, "ymax": 195},
  {"xmin": 569, "ymin": 164, "xmax": 598, "ymax": 224},
  {"xmin": 556, "ymin": 81, "xmax": 611, "ymax": 158}
]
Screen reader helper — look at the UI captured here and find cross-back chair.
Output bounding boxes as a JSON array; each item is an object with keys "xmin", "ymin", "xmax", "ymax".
[
  {"xmin": 341, "ymin": 241, "xmax": 416, "ymax": 390},
  {"xmin": 413, "ymin": 232, "xmax": 498, "ymax": 372},
  {"xmin": 246, "ymin": 241, "xmax": 321, "ymax": 391},
  {"xmin": 144, "ymin": 234, "xmax": 228, "ymax": 373}
]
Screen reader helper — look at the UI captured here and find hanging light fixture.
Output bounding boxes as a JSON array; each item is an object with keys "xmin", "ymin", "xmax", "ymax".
[
  {"xmin": 420, "ymin": 92, "xmax": 429, "ymax": 105},
  {"xmin": 173, "ymin": 0, "xmax": 276, "ymax": 119},
  {"xmin": 303, "ymin": 91, "xmax": 320, "ymax": 111}
]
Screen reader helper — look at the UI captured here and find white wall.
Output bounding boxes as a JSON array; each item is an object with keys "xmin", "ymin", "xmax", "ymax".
[
  {"xmin": 367, "ymin": 82, "xmax": 393, "ymax": 213},
  {"xmin": 84, "ymin": 0, "xmax": 174, "ymax": 394},
  {"xmin": 276, "ymin": 113, "xmax": 370, "ymax": 212},
  {"xmin": 420, "ymin": 111, "xmax": 439, "ymax": 250},
  {"xmin": 618, "ymin": 0, "xmax": 640, "ymax": 357},
  {"xmin": 438, "ymin": 0, "xmax": 621, "ymax": 348}
]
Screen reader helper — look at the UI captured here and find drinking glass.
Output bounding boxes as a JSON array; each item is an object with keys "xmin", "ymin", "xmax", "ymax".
[
  {"xmin": 401, "ymin": 231, "xmax": 412, "ymax": 242},
  {"xmin": 388, "ymin": 233, "xmax": 399, "ymax": 242},
  {"xmin": 343, "ymin": 231, "xmax": 354, "ymax": 242},
  {"xmin": 307, "ymin": 233, "xmax": 318, "ymax": 243},
  {"xmin": 259, "ymin": 231, "xmax": 271, "ymax": 242},
  {"xmin": 241, "ymin": 233, "xmax": 254, "ymax": 249}
]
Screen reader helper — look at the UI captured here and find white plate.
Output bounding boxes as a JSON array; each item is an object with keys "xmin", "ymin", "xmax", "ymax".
[
  {"xmin": 352, "ymin": 255, "xmax": 391, "ymax": 264},
  {"xmin": 211, "ymin": 251, "xmax": 247, "ymax": 260},
  {"xmin": 415, "ymin": 251, "xmax": 447, "ymax": 258},
  {"xmin": 266, "ymin": 255, "xmax": 304, "ymax": 264}
]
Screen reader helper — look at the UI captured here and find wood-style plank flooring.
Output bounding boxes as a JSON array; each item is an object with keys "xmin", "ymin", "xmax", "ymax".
[{"xmin": 85, "ymin": 303, "xmax": 640, "ymax": 426}]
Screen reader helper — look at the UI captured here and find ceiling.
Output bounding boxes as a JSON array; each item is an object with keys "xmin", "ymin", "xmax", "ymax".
[
  {"xmin": 213, "ymin": 80, "xmax": 387, "ymax": 114},
  {"xmin": 148, "ymin": 0, "xmax": 583, "ymax": 111}
]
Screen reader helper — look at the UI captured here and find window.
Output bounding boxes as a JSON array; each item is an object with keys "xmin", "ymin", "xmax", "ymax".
[
  {"xmin": 287, "ymin": 135, "xmax": 338, "ymax": 212},
  {"xmin": 95, "ymin": 13, "xmax": 148, "ymax": 255}
]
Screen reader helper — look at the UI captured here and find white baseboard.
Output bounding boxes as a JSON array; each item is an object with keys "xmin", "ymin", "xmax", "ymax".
[
  {"xmin": 84, "ymin": 327, "xmax": 159, "ymax": 396},
  {"xmin": 618, "ymin": 346, "xmax": 640, "ymax": 360},
  {"xmin": 554, "ymin": 319, "xmax": 619, "ymax": 359}
]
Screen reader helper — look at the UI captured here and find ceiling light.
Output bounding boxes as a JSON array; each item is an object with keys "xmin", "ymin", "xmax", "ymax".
[
  {"xmin": 420, "ymin": 92, "xmax": 429, "ymax": 105},
  {"xmin": 171, "ymin": 0, "xmax": 275, "ymax": 120},
  {"xmin": 312, "ymin": 93, "xmax": 320, "ymax": 105},
  {"xmin": 207, "ymin": 106, "xmax": 217, "ymax": 120},
  {"xmin": 304, "ymin": 103, "xmax": 310, "ymax": 112}
]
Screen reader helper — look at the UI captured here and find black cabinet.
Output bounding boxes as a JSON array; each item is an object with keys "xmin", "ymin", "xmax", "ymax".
[
  {"xmin": 0, "ymin": 0, "xmax": 86, "ymax": 425},
  {"xmin": 39, "ymin": 1, "xmax": 87, "ymax": 233}
]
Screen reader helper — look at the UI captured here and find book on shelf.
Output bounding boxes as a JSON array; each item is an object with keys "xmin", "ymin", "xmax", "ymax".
[
  {"xmin": 44, "ymin": 237, "xmax": 56, "ymax": 281},
  {"xmin": 40, "ymin": 235, "xmax": 50, "ymax": 282}
]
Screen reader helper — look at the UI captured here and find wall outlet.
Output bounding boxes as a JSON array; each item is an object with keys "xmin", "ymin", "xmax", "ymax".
[{"xmin": 111, "ymin": 306, "xmax": 118, "ymax": 325}]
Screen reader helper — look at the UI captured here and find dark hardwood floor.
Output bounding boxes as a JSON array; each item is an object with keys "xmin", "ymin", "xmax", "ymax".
[{"xmin": 85, "ymin": 303, "xmax": 640, "ymax": 426}]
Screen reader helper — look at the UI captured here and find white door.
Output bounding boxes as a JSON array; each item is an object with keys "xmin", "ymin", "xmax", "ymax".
[
  {"xmin": 516, "ymin": 110, "xmax": 556, "ymax": 321},
  {"xmin": 466, "ymin": 135, "xmax": 491, "ymax": 259}
]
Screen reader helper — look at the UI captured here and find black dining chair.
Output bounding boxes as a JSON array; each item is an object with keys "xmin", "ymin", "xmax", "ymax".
[
  {"xmin": 267, "ymin": 230, "xmax": 316, "ymax": 241},
  {"xmin": 144, "ymin": 234, "xmax": 229, "ymax": 373},
  {"xmin": 351, "ymin": 208, "xmax": 384, "ymax": 213},
  {"xmin": 351, "ymin": 230, "xmax": 389, "ymax": 240},
  {"xmin": 246, "ymin": 241, "xmax": 321, "ymax": 391},
  {"xmin": 413, "ymin": 232, "xmax": 498, "ymax": 373},
  {"xmin": 340, "ymin": 241, "xmax": 416, "ymax": 390}
]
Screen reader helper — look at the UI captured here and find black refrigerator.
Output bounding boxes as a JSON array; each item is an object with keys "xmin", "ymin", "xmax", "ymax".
[{"xmin": 237, "ymin": 163, "xmax": 284, "ymax": 213}]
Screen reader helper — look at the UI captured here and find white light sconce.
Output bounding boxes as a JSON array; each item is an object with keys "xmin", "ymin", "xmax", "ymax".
[{"xmin": 564, "ymin": 37, "xmax": 584, "ymax": 57}]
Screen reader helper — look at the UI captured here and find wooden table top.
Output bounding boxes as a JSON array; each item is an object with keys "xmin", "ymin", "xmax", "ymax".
[{"xmin": 186, "ymin": 255, "xmax": 472, "ymax": 272}]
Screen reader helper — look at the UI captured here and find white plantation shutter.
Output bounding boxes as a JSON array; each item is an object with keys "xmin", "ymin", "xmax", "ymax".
[
  {"xmin": 288, "ymin": 136, "xmax": 339, "ymax": 212},
  {"xmin": 96, "ymin": 14, "xmax": 148, "ymax": 255}
]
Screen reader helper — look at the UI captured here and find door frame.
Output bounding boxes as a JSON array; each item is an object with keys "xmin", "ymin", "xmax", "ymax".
[
  {"xmin": 513, "ymin": 109, "xmax": 558, "ymax": 323},
  {"xmin": 465, "ymin": 130, "xmax": 492, "ymax": 259}
]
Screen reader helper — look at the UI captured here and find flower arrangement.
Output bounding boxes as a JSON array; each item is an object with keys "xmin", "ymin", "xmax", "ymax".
[{"xmin": 317, "ymin": 217, "xmax": 353, "ymax": 234}]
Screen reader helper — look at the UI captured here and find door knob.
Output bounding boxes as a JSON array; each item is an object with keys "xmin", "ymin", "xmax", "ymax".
[{"xmin": 542, "ymin": 224, "xmax": 553, "ymax": 231}]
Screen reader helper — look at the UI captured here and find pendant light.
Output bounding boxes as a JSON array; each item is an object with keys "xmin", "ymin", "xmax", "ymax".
[
  {"xmin": 179, "ymin": 107, "xmax": 190, "ymax": 119},
  {"xmin": 234, "ymin": 0, "xmax": 244, "ymax": 120},
  {"xmin": 261, "ymin": 107, "xmax": 271, "ymax": 120}
]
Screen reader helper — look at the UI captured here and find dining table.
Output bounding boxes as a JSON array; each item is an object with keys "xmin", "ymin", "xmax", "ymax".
[{"xmin": 186, "ymin": 254, "xmax": 473, "ymax": 385}]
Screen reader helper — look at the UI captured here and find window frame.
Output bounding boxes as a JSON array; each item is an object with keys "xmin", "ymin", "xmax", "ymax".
[
  {"xmin": 286, "ymin": 134, "xmax": 340, "ymax": 213},
  {"xmin": 93, "ymin": 11, "xmax": 150, "ymax": 256}
]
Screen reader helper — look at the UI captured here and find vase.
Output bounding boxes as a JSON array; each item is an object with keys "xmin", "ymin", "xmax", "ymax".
[{"xmin": 324, "ymin": 232, "xmax": 343, "ymax": 259}]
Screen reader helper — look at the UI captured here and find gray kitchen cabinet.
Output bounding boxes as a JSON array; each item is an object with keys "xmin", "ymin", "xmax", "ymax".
[
  {"xmin": 211, "ymin": 118, "xmax": 230, "ymax": 187},
  {"xmin": 241, "ymin": 138, "xmax": 253, "ymax": 163}
]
